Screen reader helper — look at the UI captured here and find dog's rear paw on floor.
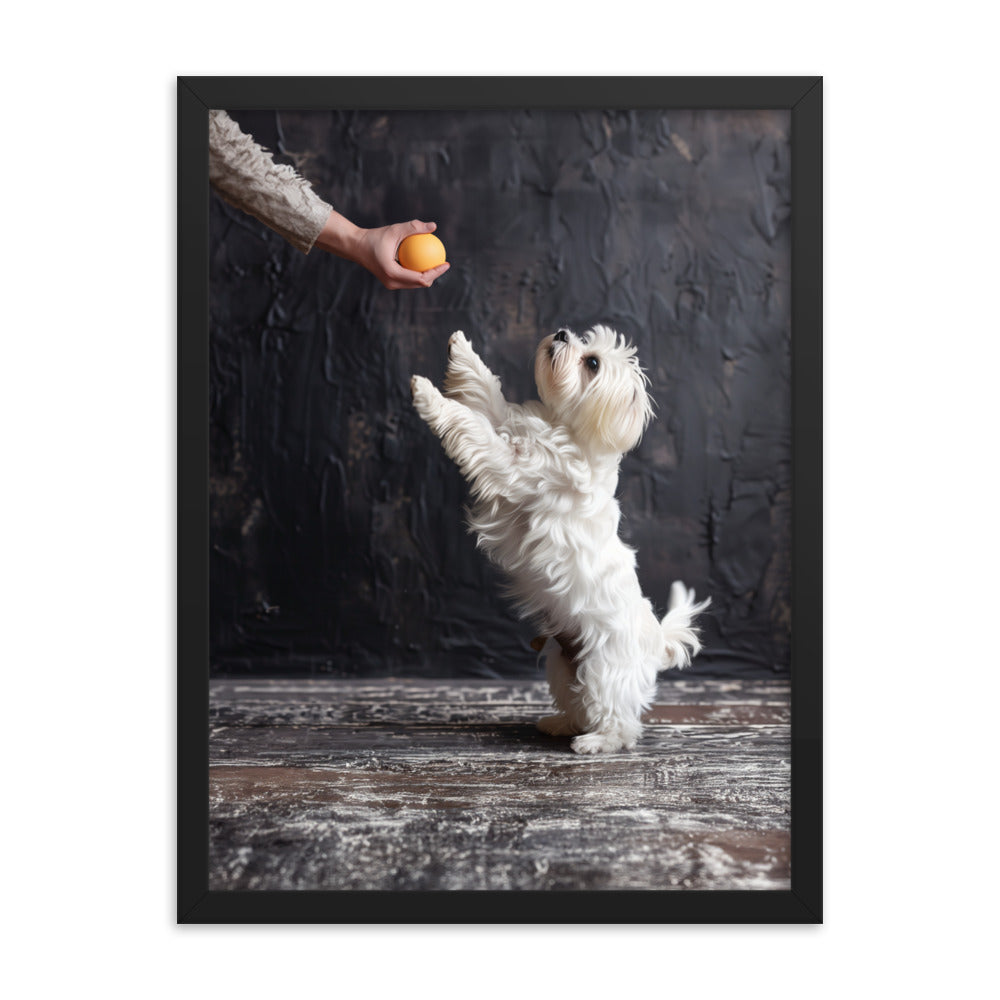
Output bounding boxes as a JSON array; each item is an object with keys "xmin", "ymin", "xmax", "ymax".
[
  {"xmin": 536, "ymin": 714, "xmax": 576, "ymax": 736},
  {"xmin": 571, "ymin": 731, "xmax": 636, "ymax": 754}
]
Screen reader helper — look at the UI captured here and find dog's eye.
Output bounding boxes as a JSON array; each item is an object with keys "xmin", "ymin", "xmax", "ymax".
[{"xmin": 585, "ymin": 356, "xmax": 600, "ymax": 375}]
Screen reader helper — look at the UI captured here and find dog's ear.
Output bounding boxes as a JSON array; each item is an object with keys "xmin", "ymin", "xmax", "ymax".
[
  {"xmin": 599, "ymin": 369, "xmax": 654, "ymax": 453},
  {"xmin": 581, "ymin": 388, "xmax": 648, "ymax": 454},
  {"xmin": 612, "ymin": 395, "xmax": 652, "ymax": 453}
]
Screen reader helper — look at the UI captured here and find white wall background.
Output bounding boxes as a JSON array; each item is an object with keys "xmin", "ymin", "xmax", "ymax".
[{"xmin": 2, "ymin": 3, "xmax": 996, "ymax": 996}]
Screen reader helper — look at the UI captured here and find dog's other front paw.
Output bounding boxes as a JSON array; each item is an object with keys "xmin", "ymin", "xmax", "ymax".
[
  {"xmin": 571, "ymin": 731, "xmax": 633, "ymax": 754},
  {"xmin": 410, "ymin": 375, "xmax": 443, "ymax": 420}
]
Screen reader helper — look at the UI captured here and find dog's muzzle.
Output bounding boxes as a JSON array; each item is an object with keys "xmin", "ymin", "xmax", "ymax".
[{"xmin": 548, "ymin": 329, "xmax": 571, "ymax": 362}]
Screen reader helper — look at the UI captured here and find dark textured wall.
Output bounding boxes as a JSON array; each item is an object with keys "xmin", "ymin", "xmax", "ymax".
[{"xmin": 209, "ymin": 108, "xmax": 791, "ymax": 678}]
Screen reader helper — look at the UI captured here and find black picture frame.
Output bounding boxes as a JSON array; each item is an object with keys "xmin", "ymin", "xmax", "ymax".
[{"xmin": 178, "ymin": 76, "xmax": 822, "ymax": 923}]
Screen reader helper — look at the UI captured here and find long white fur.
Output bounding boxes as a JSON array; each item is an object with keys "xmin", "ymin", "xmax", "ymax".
[{"xmin": 411, "ymin": 326, "xmax": 709, "ymax": 754}]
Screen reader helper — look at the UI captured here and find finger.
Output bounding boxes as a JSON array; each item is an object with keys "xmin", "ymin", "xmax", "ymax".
[
  {"xmin": 407, "ymin": 260, "xmax": 450, "ymax": 289},
  {"xmin": 392, "ymin": 223, "xmax": 434, "ymax": 262},
  {"xmin": 383, "ymin": 253, "xmax": 448, "ymax": 289},
  {"xmin": 384, "ymin": 270, "xmax": 433, "ymax": 291},
  {"xmin": 420, "ymin": 262, "xmax": 450, "ymax": 285},
  {"xmin": 387, "ymin": 260, "xmax": 428, "ymax": 284}
]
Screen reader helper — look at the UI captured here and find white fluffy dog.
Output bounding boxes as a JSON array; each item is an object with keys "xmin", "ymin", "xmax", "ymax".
[{"xmin": 411, "ymin": 325, "xmax": 708, "ymax": 753}]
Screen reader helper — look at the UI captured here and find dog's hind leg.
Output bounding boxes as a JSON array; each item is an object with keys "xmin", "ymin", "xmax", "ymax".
[
  {"xmin": 567, "ymin": 637, "xmax": 657, "ymax": 754},
  {"xmin": 537, "ymin": 642, "xmax": 585, "ymax": 736},
  {"xmin": 536, "ymin": 714, "xmax": 577, "ymax": 735}
]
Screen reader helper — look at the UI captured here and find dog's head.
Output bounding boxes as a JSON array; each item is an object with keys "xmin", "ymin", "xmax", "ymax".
[{"xmin": 534, "ymin": 325, "xmax": 654, "ymax": 455}]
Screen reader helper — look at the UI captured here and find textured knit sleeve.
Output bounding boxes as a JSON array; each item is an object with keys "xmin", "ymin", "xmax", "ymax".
[{"xmin": 208, "ymin": 110, "xmax": 333, "ymax": 255}]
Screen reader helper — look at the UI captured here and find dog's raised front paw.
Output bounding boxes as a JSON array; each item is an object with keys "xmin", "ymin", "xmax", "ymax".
[
  {"xmin": 410, "ymin": 375, "xmax": 443, "ymax": 420},
  {"xmin": 571, "ymin": 731, "xmax": 631, "ymax": 755}
]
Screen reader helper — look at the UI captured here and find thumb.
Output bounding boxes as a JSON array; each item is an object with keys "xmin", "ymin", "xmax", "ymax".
[{"xmin": 408, "ymin": 219, "xmax": 436, "ymax": 234}]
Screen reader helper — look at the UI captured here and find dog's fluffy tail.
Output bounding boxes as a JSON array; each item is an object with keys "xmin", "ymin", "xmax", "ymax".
[{"xmin": 660, "ymin": 581, "xmax": 710, "ymax": 670}]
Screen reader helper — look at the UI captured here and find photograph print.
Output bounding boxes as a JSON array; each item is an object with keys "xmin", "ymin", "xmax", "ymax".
[{"xmin": 178, "ymin": 76, "xmax": 822, "ymax": 923}]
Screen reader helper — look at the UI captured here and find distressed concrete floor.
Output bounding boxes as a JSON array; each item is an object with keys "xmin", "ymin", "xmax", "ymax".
[{"xmin": 209, "ymin": 677, "xmax": 791, "ymax": 891}]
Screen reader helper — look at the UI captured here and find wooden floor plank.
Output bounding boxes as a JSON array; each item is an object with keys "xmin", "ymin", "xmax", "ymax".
[
  {"xmin": 210, "ymin": 721, "xmax": 791, "ymax": 756},
  {"xmin": 210, "ymin": 677, "xmax": 790, "ymax": 707},
  {"xmin": 210, "ymin": 811, "xmax": 789, "ymax": 891}
]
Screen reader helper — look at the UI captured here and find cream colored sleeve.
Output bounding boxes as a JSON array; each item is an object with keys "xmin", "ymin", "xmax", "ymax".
[{"xmin": 208, "ymin": 110, "xmax": 333, "ymax": 255}]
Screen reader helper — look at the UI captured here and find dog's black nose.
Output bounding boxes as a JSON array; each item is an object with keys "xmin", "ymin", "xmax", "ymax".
[{"xmin": 554, "ymin": 329, "xmax": 569, "ymax": 343}]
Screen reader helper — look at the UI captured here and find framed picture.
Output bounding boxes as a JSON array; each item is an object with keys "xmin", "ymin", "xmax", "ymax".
[{"xmin": 178, "ymin": 76, "xmax": 821, "ymax": 923}]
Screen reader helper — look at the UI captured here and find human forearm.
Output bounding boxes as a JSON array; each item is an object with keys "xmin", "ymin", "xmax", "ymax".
[{"xmin": 208, "ymin": 110, "xmax": 332, "ymax": 254}]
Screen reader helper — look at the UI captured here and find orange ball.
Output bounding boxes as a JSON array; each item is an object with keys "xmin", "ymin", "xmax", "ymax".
[{"xmin": 397, "ymin": 233, "xmax": 447, "ymax": 272}]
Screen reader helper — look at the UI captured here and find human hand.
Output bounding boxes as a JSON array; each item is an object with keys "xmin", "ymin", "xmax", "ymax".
[
  {"xmin": 315, "ymin": 212, "xmax": 450, "ymax": 290},
  {"xmin": 358, "ymin": 219, "xmax": 451, "ymax": 290}
]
